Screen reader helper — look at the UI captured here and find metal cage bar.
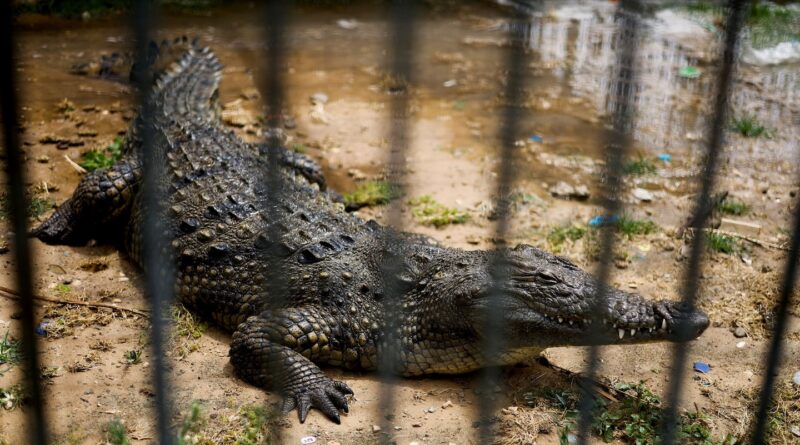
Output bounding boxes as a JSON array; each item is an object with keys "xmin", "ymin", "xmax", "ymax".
[
  {"xmin": 750, "ymin": 140, "xmax": 800, "ymax": 444},
  {"xmin": 477, "ymin": 7, "xmax": 527, "ymax": 444},
  {"xmin": 130, "ymin": 3, "xmax": 177, "ymax": 445},
  {"xmin": 0, "ymin": 2, "xmax": 49, "ymax": 444},
  {"xmin": 660, "ymin": 2, "xmax": 749, "ymax": 444},
  {"xmin": 377, "ymin": 1, "xmax": 416, "ymax": 441},
  {"xmin": 575, "ymin": 2, "xmax": 641, "ymax": 443},
  {"xmin": 261, "ymin": 2, "xmax": 290, "ymax": 442}
]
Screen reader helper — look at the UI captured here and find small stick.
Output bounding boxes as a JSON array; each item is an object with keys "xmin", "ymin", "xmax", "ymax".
[
  {"xmin": 63, "ymin": 154, "xmax": 87, "ymax": 174},
  {"xmin": 0, "ymin": 285, "xmax": 149, "ymax": 318},
  {"xmin": 687, "ymin": 227, "xmax": 789, "ymax": 251}
]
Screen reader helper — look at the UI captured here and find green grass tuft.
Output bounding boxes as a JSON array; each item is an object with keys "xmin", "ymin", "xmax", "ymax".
[
  {"xmin": 80, "ymin": 136, "xmax": 124, "ymax": 171},
  {"xmin": 547, "ymin": 224, "xmax": 586, "ymax": 252},
  {"xmin": 0, "ymin": 194, "xmax": 53, "ymax": 220},
  {"xmin": 616, "ymin": 215, "xmax": 659, "ymax": 237},
  {"xmin": 409, "ymin": 195, "xmax": 469, "ymax": 227},
  {"xmin": 0, "ymin": 332, "xmax": 21, "ymax": 371},
  {"xmin": 228, "ymin": 405, "xmax": 279, "ymax": 445},
  {"xmin": 624, "ymin": 157, "xmax": 657, "ymax": 176},
  {"xmin": 716, "ymin": 197, "xmax": 750, "ymax": 216},
  {"xmin": 342, "ymin": 181, "xmax": 400, "ymax": 209},
  {"xmin": 706, "ymin": 232, "xmax": 739, "ymax": 254},
  {"xmin": 124, "ymin": 349, "xmax": 142, "ymax": 365},
  {"xmin": 0, "ymin": 384, "xmax": 27, "ymax": 411},
  {"xmin": 54, "ymin": 283, "xmax": 72, "ymax": 295},
  {"xmin": 177, "ymin": 401, "xmax": 206, "ymax": 445},
  {"xmin": 730, "ymin": 115, "xmax": 771, "ymax": 138},
  {"xmin": 106, "ymin": 419, "xmax": 131, "ymax": 445},
  {"xmin": 553, "ymin": 381, "xmax": 735, "ymax": 445},
  {"xmin": 171, "ymin": 305, "xmax": 208, "ymax": 358}
]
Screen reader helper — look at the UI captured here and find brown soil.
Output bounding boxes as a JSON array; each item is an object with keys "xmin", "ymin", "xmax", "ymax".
[{"xmin": 2, "ymin": 2, "xmax": 799, "ymax": 444}]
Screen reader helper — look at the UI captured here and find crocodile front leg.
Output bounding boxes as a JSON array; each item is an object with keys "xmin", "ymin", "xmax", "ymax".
[
  {"xmin": 32, "ymin": 157, "xmax": 142, "ymax": 245},
  {"xmin": 230, "ymin": 307, "xmax": 353, "ymax": 423}
]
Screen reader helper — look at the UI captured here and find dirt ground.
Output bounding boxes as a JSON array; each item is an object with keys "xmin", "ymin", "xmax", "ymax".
[{"xmin": 2, "ymin": 1, "xmax": 800, "ymax": 444}]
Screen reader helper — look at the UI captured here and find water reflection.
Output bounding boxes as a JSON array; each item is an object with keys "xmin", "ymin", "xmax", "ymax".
[{"xmin": 522, "ymin": 2, "xmax": 799, "ymax": 169}]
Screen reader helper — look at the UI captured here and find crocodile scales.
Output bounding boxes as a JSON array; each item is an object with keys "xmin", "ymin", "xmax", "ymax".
[{"xmin": 33, "ymin": 42, "xmax": 709, "ymax": 424}]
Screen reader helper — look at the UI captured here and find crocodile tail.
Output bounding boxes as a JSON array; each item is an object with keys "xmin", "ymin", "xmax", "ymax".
[{"xmin": 147, "ymin": 37, "xmax": 223, "ymax": 122}]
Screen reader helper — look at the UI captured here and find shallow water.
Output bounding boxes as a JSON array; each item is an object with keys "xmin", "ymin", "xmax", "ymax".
[{"xmin": 13, "ymin": 0, "xmax": 799, "ymax": 202}]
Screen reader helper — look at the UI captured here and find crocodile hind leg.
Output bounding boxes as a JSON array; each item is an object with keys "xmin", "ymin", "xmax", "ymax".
[
  {"xmin": 32, "ymin": 158, "xmax": 141, "ymax": 245},
  {"xmin": 230, "ymin": 307, "xmax": 353, "ymax": 423}
]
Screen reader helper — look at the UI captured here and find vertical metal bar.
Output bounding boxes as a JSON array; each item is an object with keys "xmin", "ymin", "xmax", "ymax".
[
  {"xmin": 477, "ymin": 7, "xmax": 526, "ymax": 444},
  {"xmin": 262, "ymin": 2, "xmax": 288, "ymax": 442},
  {"xmin": 574, "ymin": 2, "xmax": 641, "ymax": 444},
  {"xmin": 750, "ymin": 161, "xmax": 800, "ymax": 444},
  {"xmin": 377, "ymin": 0, "xmax": 415, "ymax": 441},
  {"xmin": 0, "ymin": 3, "xmax": 49, "ymax": 445},
  {"xmin": 660, "ymin": 1, "xmax": 748, "ymax": 444},
  {"xmin": 130, "ymin": 3, "xmax": 175, "ymax": 445}
]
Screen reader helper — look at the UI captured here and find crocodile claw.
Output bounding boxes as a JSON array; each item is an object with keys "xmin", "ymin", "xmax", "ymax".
[{"xmin": 282, "ymin": 378, "xmax": 353, "ymax": 424}]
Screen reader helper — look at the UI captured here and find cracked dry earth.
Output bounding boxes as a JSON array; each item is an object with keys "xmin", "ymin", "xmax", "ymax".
[{"xmin": 2, "ymin": 2, "xmax": 800, "ymax": 444}]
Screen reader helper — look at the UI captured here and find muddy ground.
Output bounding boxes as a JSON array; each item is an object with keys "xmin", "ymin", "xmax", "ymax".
[{"xmin": 1, "ymin": 1, "xmax": 800, "ymax": 444}]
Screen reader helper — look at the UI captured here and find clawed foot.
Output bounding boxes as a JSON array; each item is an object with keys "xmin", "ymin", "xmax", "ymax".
[{"xmin": 282, "ymin": 378, "xmax": 353, "ymax": 424}]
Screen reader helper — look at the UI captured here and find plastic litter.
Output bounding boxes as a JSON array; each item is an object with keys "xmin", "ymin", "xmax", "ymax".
[
  {"xmin": 528, "ymin": 135, "xmax": 543, "ymax": 143},
  {"xmin": 792, "ymin": 371, "xmax": 800, "ymax": 385},
  {"xmin": 678, "ymin": 66, "xmax": 701, "ymax": 79},
  {"xmin": 35, "ymin": 321, "xmax": 49, "ymax": 336},
  {"xmin": 589, "ymin": 215, "xmax": 620, "ymax": 227},
  {"xmin": 443, "ymin": 79, "xmax": 457, "ymax": 88},
  {"xmin": 657, "ymin": 153, "xmax": 672, "ymax": 162},
  {"xmin": 300, "ymin": 437, "xmax": 317, "ymax": 444},
  {"xmin": 693, "ymin": 361, "xmax": 711, "ymax": 374}
]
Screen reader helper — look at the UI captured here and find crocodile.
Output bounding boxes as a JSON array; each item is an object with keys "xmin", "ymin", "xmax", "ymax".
[{"xmin": 32, "ymin": 41, "xmax": 709, "ymax": 424}]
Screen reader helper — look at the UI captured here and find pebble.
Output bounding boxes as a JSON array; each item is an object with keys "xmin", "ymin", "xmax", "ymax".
[
  {"xmin": 736, "ymin": 341, "xmax": 747, "ymax": 349},
  {"xmin": 441, "ymin": 400, "xmax": 453, "ymax": 409},
  {"xmin": 632, "ymin": 187, "xmax": 654, "ymax": 202},
  {"xmin": 734, "ymin": 327, "xmax": 747, "ymax": 338},
  {"xmin": 791, "ymin": 425, "xmax": 800, "ymax": 437},
  {"xmin": 549, "ymin": 181, "xmax": 589, "ymax": 200},
  {"xmin": 792, "ymin": 371, "xmax": 800, "ymax": 386},
  {"xmin": 311, "ymin": 92, "xmax": 329, "ymax": 105},
  {"xmin": 426, "ymin": 406, "xmax": 437, "ymax": 413},
  {"xmin": 371, "ymin": 425, "xmax": 381, "ymax": 433}
]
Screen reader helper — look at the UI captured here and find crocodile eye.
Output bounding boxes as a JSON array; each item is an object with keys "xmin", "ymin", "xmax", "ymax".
[{"xmin": 535, "ymin": 270, "xmax": 560, "ymax": 286}]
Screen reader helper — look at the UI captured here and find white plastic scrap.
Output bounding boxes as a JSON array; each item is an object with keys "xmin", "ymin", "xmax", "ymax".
[{"xmin": 300, "ymin": 436, "xmax": 317, "ymax": 444}]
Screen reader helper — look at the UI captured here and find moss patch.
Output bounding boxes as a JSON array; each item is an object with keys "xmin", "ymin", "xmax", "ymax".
[{"xmin": 409, "ymin": 195, "xmax": 469, "ymax": 227}]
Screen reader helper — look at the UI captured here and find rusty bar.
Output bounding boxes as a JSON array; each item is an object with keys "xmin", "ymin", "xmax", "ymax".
[
  {"xmin": 377, "ymin": 0, "xmax": 415, "ymax": 442},
  {"xmin": 660, "ymin": 1, "xmax": 748, "ymax": 444},
  {"xmin": 0, "ymin": 2, "xmax": 49, "ymax": 444},
  {"xmin": 574, "ymin": 2, "xmax": 641, "ymax": 444},
  {"xmin": 477, "ymin": 7, "xmax": 526, "ymax": 444},
  {"xmin": 130, "ymin": 2, "xmax": 175, "ymax": 445}
]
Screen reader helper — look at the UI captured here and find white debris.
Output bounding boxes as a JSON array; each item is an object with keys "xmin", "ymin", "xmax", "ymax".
[
  {"xmin": 633, "ymin": 187, "xmax": 654, "ymax": 202},
  {"xmin": 336, "ymin": 19, "xmax": 359, "ymax": 30},
  {"xmin": 742, "ymin": 41, "xmax": 800, "ymax": 66}
]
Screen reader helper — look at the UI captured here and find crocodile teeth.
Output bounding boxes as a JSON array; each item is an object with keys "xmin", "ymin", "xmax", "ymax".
[
  {"xmin": 661, "ymin": 319, "xmax": 667, "ymax": 330},
  {"xmin": 558, "ymin": 317, "xmax": 564, "ymax": 323},
  {"xmin": 618, "ymin": 329, "xmax": 625, "ymax": 339},
  {"xmin": 630, "ymin": 329, "xmax": 636, "ymax": 336},
  {"xmin": 649, "ymin": 327, "xmax": 654, "ymax": 333},
  {"xmin": 569, "ymin": 320, "xmax": 574, "ymax": 326}
]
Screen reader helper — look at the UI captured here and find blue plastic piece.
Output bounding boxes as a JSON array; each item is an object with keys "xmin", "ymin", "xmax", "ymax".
[
  {"xmin": 589, "ymin": 215, "xmax": 620, "ymax": 227},
  {"xmin": 657, "ymin": 153, "xmax": 672, "ymax": 162},
  {"xmin": 528, "ymin": 135, "xmax": 543, "ymax": 143},
  {"xmin": 693, "ymin": 361, "xmax": 711, "ymax": 373},
  {"xmin": 35, "ymin": 322, "xmax": 48, "ymax": 336}
]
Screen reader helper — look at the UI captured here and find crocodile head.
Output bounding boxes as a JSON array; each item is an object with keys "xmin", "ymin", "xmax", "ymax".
[{"xmin": 462, "ymin": 244, "xmax": 709, "ymax": 349}]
